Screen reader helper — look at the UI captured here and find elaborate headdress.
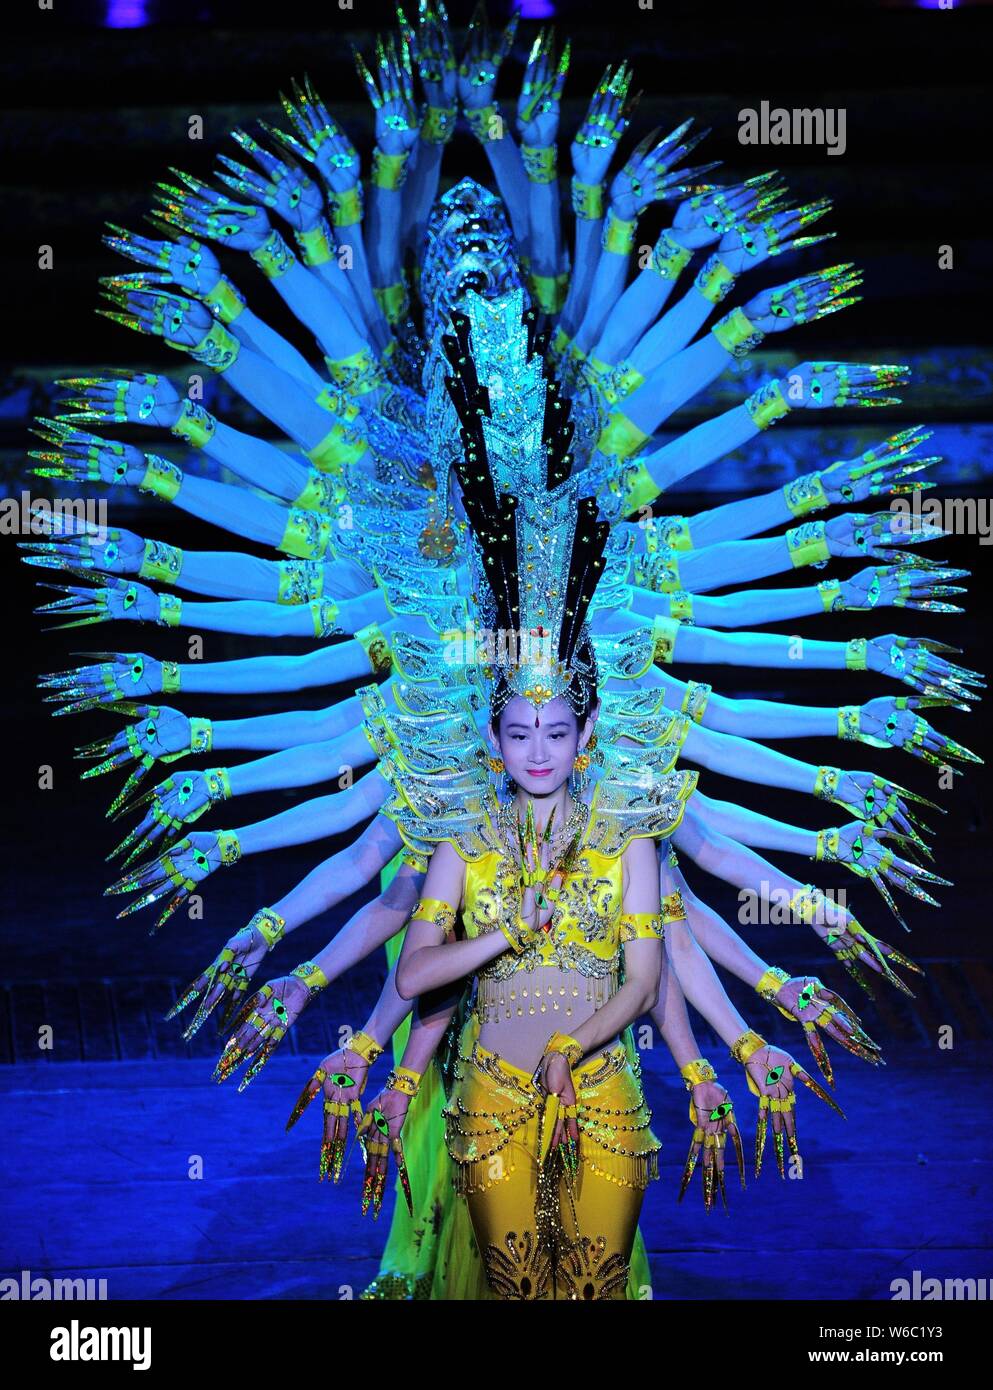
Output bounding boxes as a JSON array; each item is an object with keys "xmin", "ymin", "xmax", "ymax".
[{"xmin": 442, "ymin": 289, "xmax": 609, "ymax": 718}]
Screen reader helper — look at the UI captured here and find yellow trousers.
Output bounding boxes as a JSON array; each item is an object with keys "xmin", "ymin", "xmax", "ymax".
[{"xmin": 443, "ymin": 1039, "xmax": 661, "ymax": 1300}]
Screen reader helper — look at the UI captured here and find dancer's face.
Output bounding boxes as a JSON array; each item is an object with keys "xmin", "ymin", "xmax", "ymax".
[{"xmin": 490, "ymin": 695, "xmax": 595, "ymax": 797}]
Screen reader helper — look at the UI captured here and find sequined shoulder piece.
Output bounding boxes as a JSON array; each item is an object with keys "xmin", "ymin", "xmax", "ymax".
[
  {"xmin": 583, "ymin": 745, "xmax": 698, "ymax": 857},
  {"xmin": 382, "ymin": 764, "xmax": 505, "ymax": 862}
]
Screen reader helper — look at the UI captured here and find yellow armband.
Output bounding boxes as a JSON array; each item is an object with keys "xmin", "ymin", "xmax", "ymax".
[
  {"xmin": 278, "ymin": 509, "xmax": 333, "ymax": 561},
  {"xmin": 680, "ymin": 1058, "xmax": 717, "ymax": 1088},
  {"xmin": 618, "ymin": 912, "xmax": 665, "ymax": 942},
  {"xmin": 712, "ymin": 306, "xmax": 765, "ymax": 359},
  {"xmin": 203, "ymin": 276, "xmax": 246, "ymax": 324},
  {"xmin": 680, "ymin": 679, "xmax": 711, "ymax": 724},
  {"xmin": 248, "ymin": 905, "xmax": 287, "ymax": 951},
  {"xmin": 411, "ymin": 898, "xmax": 458, "ymax": 943},
  {"xmin": 386, "ymin": 1066, "xmax": 423, "ymax": 1096},
  {"xmin": 186, "ymin": 320, "xmax": 240, "ymax": 373},
  {"xmin": 170, "ymin": 399, "xmax": 216, "ymax": 449},
  {"xmin": 423, "ymin": 105, "xmax": 456, "ymax": 144},
  {"xmin": 602, "ymin": 209, "xmax": 637, "ymax": 255},
  {"xmin": 521, "ymin": 144, "xmax": 557, "ymax": 184},
  {"xmin": 662, "ymin": 889, "xmax": 687, "ymax": 924},
  {"xmin": 330, "ymin": 186, "xmax": 363, "ymax": 228},
  {"xmin": 596, "ymin": 409, "xmax": 649, "ymax": 460},
  {"xmin": 528, "ymin": 272, "xmax": 567, "ymax": 315},
  {"xmin": 466, "ymin": 103, "xmax": 504, "ymax": 143},
  {"xmin": 139, "ymin": 539, "xmax": 183, "ymax": 584},
  {"xmin": 745, "ymin": 380, "xmax": 791, "ymax": 431},
  {"xmin": 324, "ymin": 347, "xmax": 384, "ymax": 397},
  {"xmin": 784, "ymin": 472, "xmax": 830, "ymax": 518},
  {"xmin": 356, "ymin": 621, "xmax": 392, "ymax": 675},
  {"xmin": 293, "ymin": 467, "xmax": 341, "ymax": 512},
  {"xmin": 294, "ymin": 220, "xmax": 335, "ymax": 267},
  {"xmin": 652, "ymin": 614, "xmax": 680, "ymax": 665},
  {"xmin": 694, "ymin": 255, "xmax": 736, "ymax": 305},
  {"xmin": 651, "ymin": 231, "xmax": 692, "ymax": 282},
  {"xmin": 371, "ymin": 149, "xmax": 410, "ymax": 190},
  {"xmin": 347, "ymin": 1030, "xmax": 384, "ymax": 1065},
  {"xmin": 276, "ymin": 559, "xmax": 325, "ymax": 605},
  {"xmin": 250, "ymin": 228, "xmax": 294, "ymax": 279},
  {"xmin": 373, "ymin": 281, "xmax": 410, "ymax": 324},
  {"xmin": 571, "ymin": 178, "xmax": 604, "ymax": 220},
  {"xmin": 138, "ymin": 453, "xmax": 183, "ymax": 502},
  {"xmin": 309, "ymin": 598, "xmax": 343, "ymax": 638},
  {"xmin": 786, "ymin": 521, "xmax": 830, "ymax": 568},
  {"xmin": 157, "ymin": 593, "xmax": 182, "ymax": 627}
]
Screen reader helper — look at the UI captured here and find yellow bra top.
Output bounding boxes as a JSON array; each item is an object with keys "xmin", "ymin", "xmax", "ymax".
[{"xmin": 463, "ymin": 838, "xmax": 649, "ymax": 983}]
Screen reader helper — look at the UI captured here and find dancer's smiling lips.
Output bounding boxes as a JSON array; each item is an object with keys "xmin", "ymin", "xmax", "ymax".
[{"xmin": 526, "ymin": 768, "xmax": 553, "ymax": 777}]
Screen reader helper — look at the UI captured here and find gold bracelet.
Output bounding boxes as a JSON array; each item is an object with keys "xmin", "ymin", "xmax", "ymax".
[
  {"xmin": 662, "ymin": 888, "xmax": 687, "ymax": 924},
  {"xmin": 543, "ymin": 1030, "xmax": 584, "ymax": 1067},
  {"xmin": 249, "ymin": 906, "xmax": 286, "ymax": 951},
  {"xmin": 170, "ymin": 399, "xmax": 216, "ymax": 448},
  {"xmin": 521, "ymin": 144, "xmax": 557, "ymax": 184},
  {"xmin": 291, "ymin": 960, "xmax": 330, "ymax": 996},
  {"xmin": 784, "ymin": 472, "xmax": 830, "ymax": 518},
  {"xmin": 139, "ymin": 539, "xmax": 183, "ymax": 584},
  {"xmin": 712, "ymin": 306, "xmax": 765, "ymax": 359},
  {"xmin": 785, "ymin": 520, "xmax": 829, "ymax": 568},
  {"xmin": 203, "ymin": 277, "xmax": 246, "ymax": 324},
  {"xmin": 250, "ymin": 228, "xmax": 294, "ymax": 279},
  {"xmin": 680, "ymin": 1058, "xmax": 717, "ymax": 1088},
  {"xmin": 386, "ymin": 1065, "xmax": 423, "ymax": 1096},
  {"xmin": 744, "ymin": 380, "xmax": 791, "ymax": 431},
  {"xmin": 571, "ymin": 178, "xmax": 604, "ymax": 220},
  {"xmin": 138, "ymin": 454, "xmax": 183, "ymax": 502},
  {"xmin": 755, "ymin": 966, "xmax": 790, "ymax": 1002},
  {"xmin": 729, "ymin": 1029, "xmax": 768, "ymax": 1066},
  {"xmin": 347, "ymin": 1029, "xmax": 384, "ymax": 1065},
  {"xmin": 602, "ymin": 209, "xmax": 637, "ymax": 255}
]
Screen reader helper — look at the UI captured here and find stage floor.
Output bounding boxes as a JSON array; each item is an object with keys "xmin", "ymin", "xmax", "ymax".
[{"xmin": 3, "ymin": 1040, "xmax": 989, "ymax": 1300}]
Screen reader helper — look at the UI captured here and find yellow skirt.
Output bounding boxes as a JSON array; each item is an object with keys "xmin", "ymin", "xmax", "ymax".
[{"xmin": 442, "ymin": 1038, "xmax": 661, "ymax": 1300}]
